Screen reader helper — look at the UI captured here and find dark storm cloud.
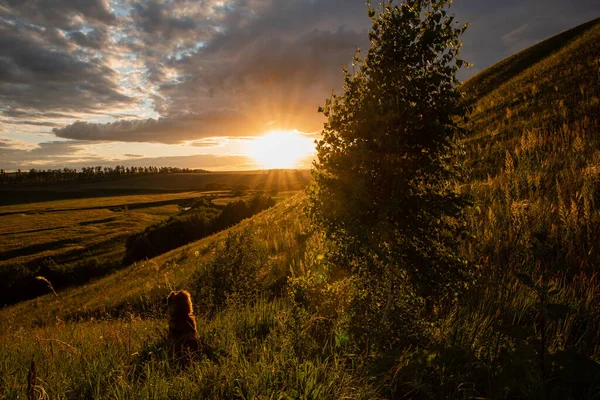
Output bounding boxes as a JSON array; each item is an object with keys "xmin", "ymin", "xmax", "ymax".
[{"xmin": 53, "ymin": 111, "xmax": 267, "ymax": 143}]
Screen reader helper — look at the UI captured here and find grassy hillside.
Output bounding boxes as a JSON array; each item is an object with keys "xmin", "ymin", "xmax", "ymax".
[
  {"xmin": 2, "ymin": 195, "xmax": 376, "ymax": 398},
  {"xmin": 2, "ymin": 18, "xmax": 600, "ymax": 399},
  {"xmin": 0, "ymin": 170, "xmax": 305, "ymax": 305},
  {"xmin": 462, "ymin": 16, "xmax": 600, "ymax": 271},
  {"xmin": 462, "ymin": 17, "xmax": 600, "ymax": 102}
]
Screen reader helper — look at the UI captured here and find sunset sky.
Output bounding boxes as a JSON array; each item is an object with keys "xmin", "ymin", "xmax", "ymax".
[{"xmin": 1, "ymin": 0, "xmax": 599, "ymax": 171}]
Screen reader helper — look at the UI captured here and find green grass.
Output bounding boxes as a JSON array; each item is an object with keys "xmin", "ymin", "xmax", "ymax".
[
  {"xmin": 391, "ymin": 16, "xmax": 600, "ymax": 398},
  {"xmin": 0, "ymin": 194, "xmax": 310, "ymax": 329},
  {"xmin": 0, "ymin": 190, "xmax": 302, "ymax": 305},
  {"xmin": 1, "ymin": 299, "xmax": 377, "ymax": 399},
  {"xmin": 1, "ymin": 195, "xmax": 379, "ymax": 399}
]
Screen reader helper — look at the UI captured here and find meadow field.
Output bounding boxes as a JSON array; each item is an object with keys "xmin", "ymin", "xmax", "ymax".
[
  {"xmin": 0, "ymin": 170, "xmax": 311, "ymax": 206},
  {"xmin": 0, "ymin": 171, "xmax": 307, "ymax": 305}
]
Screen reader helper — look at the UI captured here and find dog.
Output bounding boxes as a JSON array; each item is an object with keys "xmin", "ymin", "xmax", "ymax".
[{"xmin": 167, "ymin": 290, "xmax": 200, "ymax": 363}]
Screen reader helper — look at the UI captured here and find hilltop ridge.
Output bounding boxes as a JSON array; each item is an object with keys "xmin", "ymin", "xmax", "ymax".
[{"xmin": 463, "ymin": 16, "xmax": 600, "ymax": 101}]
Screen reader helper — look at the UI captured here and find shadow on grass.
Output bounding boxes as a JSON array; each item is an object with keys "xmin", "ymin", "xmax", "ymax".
[{"xmin": 0, "ymin": 238, "xmax": 77, "ymax": 261}]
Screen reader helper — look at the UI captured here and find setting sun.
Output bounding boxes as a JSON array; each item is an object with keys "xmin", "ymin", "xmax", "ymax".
[{"xmin": 247, "ymin": 130, "xmax": 316, "ymax": 169}]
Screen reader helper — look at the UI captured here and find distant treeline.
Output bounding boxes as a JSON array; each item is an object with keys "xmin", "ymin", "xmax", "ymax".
[
  {"xmin": 0, "ymin": 166, "xmax": 210, "ymax": 185},
  {"xmin": 123, "ymin": 194, "xmax": 276, "ymax": 264},
  {"xmin": 0, "ymin": 249, "xmax": 124, "ymax": 306}
]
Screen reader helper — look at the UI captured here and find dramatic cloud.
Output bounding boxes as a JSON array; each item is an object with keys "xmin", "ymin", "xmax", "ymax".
[
  {"xmin": 0, "ymin": 6, "xmax": 132, "ymax": 117},
  {"xmin": 53, "ymin": 111, "xmax": 270, "ymax": 142},
  {"xmin": 45, "ymin": 1, "xmax": 371, "ymax": 143},
  {"xmin": 0, "ymin": 0, "xmax": 116, "ymax": 30}
]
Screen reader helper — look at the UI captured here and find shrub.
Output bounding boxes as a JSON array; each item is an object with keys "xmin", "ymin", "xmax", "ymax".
[
  {"xmin": 124, "ymin": 195, "xmax": 275, "ymax": 264},
  {"xmin": 190, "ymin": 229, "xmax": 268, "ymax": 315}
]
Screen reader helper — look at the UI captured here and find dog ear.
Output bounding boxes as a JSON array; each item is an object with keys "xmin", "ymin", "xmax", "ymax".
[{"xmin": 167, "ymin": 291, "xmax": 176, "ymax": 306}]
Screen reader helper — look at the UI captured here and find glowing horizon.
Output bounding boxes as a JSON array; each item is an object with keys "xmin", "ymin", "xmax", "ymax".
[{"xmin": 246, "ymin": 130, "xmax": 316, "ymax": 169}]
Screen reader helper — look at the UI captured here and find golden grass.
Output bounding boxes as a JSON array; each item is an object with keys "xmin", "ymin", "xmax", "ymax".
[{"xmin": 0, "ymin": 194, "xmax": 309, "ymax": 331}]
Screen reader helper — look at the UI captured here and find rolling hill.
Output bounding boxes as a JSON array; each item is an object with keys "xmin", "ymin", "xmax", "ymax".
[{"xmin": 2, "ymin": 17, "xmax": 600, "ymax": 399}]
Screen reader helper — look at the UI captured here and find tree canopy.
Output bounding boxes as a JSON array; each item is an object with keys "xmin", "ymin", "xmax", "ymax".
[{"xmin": 307, "ymin": 0, "xmax": 471, "ymax": 313}]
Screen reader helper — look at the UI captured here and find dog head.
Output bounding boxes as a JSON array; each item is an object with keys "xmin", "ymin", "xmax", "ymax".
[{"xmin": 167, "ymin": 290, "xmax": 194, "ymax": 316}]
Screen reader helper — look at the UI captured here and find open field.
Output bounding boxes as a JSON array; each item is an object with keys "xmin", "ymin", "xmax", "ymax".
[
  {"xmin": 0, "ymin": 173, "xmax": 304, "ymax": 306},
  {"xmin": 0, "ymin": 169, "xmax": 310, "ymax": 279},
  {"xmin": 0, "ymin": 190, "xmax": 301, "ymax": 267},
  {"xmin": 0, "ymin": 194, "xmax": 309, "ymax": 328},
  {"xmin": 0, "ymin": 191, "xmax": 204, "ymax": 266},
  {"xmin": 0, "ymin": 170, "xmax": 312, "ymax": 206}
]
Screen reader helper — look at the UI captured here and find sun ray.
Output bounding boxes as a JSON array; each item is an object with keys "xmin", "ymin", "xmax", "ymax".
[{"xmin": 246, "ymin": 130, "xmax": 315, "ymax": 169}]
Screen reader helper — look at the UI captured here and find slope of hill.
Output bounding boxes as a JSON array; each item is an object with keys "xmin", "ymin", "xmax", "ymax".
[
  {"xmin": 1, "ymin": 195, "xmax": 377, "ymax": 398},
  {"xmin": 2, "ymin": 17, "xmax": 600, "ymax": 399},
  {"xmin": 463, "ymin": 16, "xmax": 600, "ymax": 271},
  {"xmin": 462, "ymin": 17, "xmax": 600, "ymax": 102},
  {"xmin": 464, "ymin": 17, "xmax": 600, "ymax": 179}
]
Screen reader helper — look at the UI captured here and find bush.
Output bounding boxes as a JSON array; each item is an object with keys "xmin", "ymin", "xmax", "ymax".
[
  {"xmin": 213, "ymin": 194, "xmax": 275, "ymax": 229},
  {"xmin": 124, "ymin": 208, "xmax": 218, "ymax": 264},
  {"xmin": 190, "ymin": 229, "xmax": 268, "ymax": 315},
  {"xmin": 124, "ymin": 195, "xmax": 276, "ymax": 264}
]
